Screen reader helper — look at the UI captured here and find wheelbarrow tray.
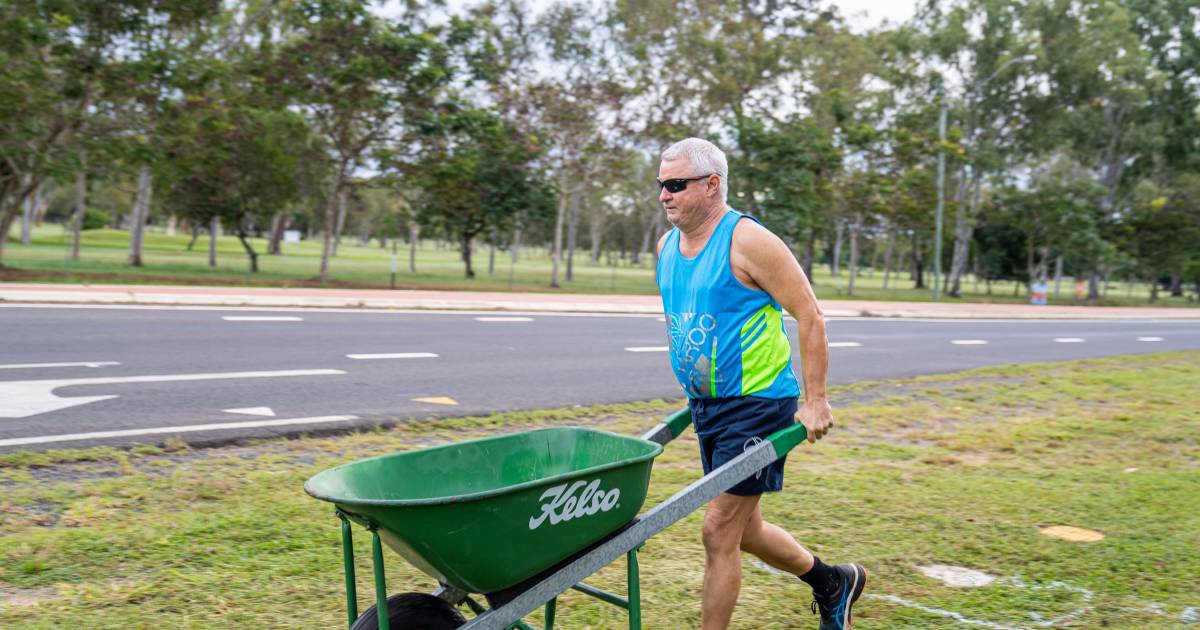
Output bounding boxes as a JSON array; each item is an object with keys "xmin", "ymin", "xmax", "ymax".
[{"xmin": 305, "ymin": 427, "xmax": 662, "ymax": 594}]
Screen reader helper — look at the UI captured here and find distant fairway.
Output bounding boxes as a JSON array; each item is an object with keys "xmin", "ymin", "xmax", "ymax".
[{"xmin": 3, "ymin": 224, "xmax": 1192, "ymax": 306}]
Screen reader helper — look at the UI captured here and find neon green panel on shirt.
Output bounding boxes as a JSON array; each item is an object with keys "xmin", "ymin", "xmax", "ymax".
[{"xmin": 739, "ymin": 304, "xmax": 792, "ymax": 395}]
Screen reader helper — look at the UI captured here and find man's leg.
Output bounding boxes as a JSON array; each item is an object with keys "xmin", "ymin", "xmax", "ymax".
[
  {"xmin": 738, "ymin": 502, "xmax": 815, "ymax": 575},
  {"xmin": 700, "ymin": 492, "xmax": 761, "ymax": 630}
]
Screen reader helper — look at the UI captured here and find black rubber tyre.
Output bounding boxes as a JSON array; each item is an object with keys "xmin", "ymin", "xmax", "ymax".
[{"xmin": 349, "ymin": 593, "xmax": 466, "ymax": 630}]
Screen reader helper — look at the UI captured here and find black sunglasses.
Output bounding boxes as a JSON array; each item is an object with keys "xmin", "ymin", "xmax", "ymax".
[{"xmin": 656, "ymin": 174, "xmax": 712, "ymax": 193}]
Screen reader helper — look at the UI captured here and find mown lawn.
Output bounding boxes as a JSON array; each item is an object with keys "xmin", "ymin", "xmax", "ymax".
[
  {"xmin": 6, "ymin": 225, "xmax": 1193, "ymax": 306},
  {"xmin": 1, "ymin": 353, "xmax": 1198, "ymax": 628}
]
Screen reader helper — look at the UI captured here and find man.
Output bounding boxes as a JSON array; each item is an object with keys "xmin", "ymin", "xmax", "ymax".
[{"xmin": 655, "ymin": 138, "xmax": 866, "ymax": 630}]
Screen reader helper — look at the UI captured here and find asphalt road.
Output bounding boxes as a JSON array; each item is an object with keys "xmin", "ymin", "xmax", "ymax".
[{"xmin": 2, "ymin": 304, "xmax": 1198, "ymax": 452}]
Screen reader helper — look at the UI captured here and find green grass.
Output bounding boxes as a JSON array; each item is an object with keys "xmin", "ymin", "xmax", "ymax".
[
  {"xmin": 2, "ymin": 353, "xmax": 1197, "ymax": 628},
  {"xmin": 5, "ymin": 224, "xmax": 1194, "ymax": 306}
]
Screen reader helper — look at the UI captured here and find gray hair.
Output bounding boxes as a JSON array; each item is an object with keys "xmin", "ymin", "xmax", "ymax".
[{"xmin": 661, "ymin": 138, "xmax": 728, "ymax": 202}]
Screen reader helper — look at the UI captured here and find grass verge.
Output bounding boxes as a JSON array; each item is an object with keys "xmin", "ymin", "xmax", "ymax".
[{"xmin": 1, "ymin": 353, "xmax": 1198, "ymax": 628}]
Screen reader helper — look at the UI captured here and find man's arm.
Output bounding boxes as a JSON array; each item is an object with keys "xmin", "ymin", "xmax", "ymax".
[{"xmin": 731, "ymin": 220, "xmax": 833, "ymax": 442}]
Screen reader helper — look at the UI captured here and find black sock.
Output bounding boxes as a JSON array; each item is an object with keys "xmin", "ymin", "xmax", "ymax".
[{"xmin": 798, "ymin": 556, "xmax": 839, "ymax": 595}]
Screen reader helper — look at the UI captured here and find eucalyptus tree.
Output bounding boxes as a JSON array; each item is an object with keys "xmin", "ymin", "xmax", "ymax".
[
  {"xmin": 276, "ymin": 0, "xmax": 455, "ymax": 282},
  {"xmin": 914, "ymin": 0, "xmax": 1041, "ymax": 297}
]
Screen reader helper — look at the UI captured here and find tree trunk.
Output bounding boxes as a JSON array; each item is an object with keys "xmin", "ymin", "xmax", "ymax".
[
  {"xmin": 882, "ymin": 228, "xmax": 895, "ymax": 289},
  {"xmin": 1088, "ymin": 269, "xmax": 1101, "ymax": 300},
  {"xmin": 460, "ymin": 232, "xmax": 475, "ymax": 278},
  {"xmin": 589, "ymin": 209, "xmax": 605, "ymax": 265},
  {"xmin": 846, "ymin": 212, "xmax": 862, "ymax": 296},
  {"xmin": 550, "ymin": 182, "xmax": 567, "ymax": 288},
  {"xmin": 267, "ymin": 212, "xmax": 286, "ymax": 255},
  {"xmin": 1169, "ymin": 272, "xmax": 1183, "ymax": 297},
  {"xmin": 1053, "ymin": 256, "xmax": 1064, "ymax": 297},
  {"xmin": 488, "ymin": 226, "xmax": 496, "ymax": 276},
  {"xmin": 20, "ymin": 181, "xmax": 39, "ymax": 245},
  {"xmin": 1149, "ymin": 277, "xmax": 1158, "ymax": 303},
  {"xmin": 566, "ymin": 190, "xmax": 580, "ymax": 282},
  {"xmin": 332, "ymin": 186, "xmax": 348, "ymax": 257},
  {"xmin": 208, "ymin": 215, "xmax": 220, "ymax": 268},
  {"xmin": 319, "ymin": 178, "xmax": 342, "ymax": 282},
  {"xmin": 799, "ymin": 226, "xmax": 816, "ymax": 281},
  {"xmin": 408, "ymin": 222, "xmax": 420, "ymax": 272},
  {"xmin": 947, "ymin": 173, "xmax": 982, "ymax": 297},
  {"xmin": 72, "ymin": 157, "xmax": 86, "ymax": 262},
  {"xmin": 127, "ymin": 163, "xmax": 153, "ymax": 266},
  {"xmin": 912, "ymin": 233, "xmax": 925, "ymax": 289},
  {"xmin": 187, "ymin": 225, "xmax": 199, "ymax": 251},
  {"xmin": 0, "ymin": 207, "xmax": 16, "ymax": 268},
  {"xmin": 237, "ymin": 226, "xmax": 259, "ymax": 273},
  {"xmin": 831, "ymin": 220, "xmax": 844, "ymax": 277},
  {"xmin": 511, "ymin": 224, "xmax": 522, "ymax": 263}
]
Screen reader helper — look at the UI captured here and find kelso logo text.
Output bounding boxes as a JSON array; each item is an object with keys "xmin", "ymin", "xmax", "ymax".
[{"xmin": 528, "ymin": 479, "xmax": 620, "ymax": 530}]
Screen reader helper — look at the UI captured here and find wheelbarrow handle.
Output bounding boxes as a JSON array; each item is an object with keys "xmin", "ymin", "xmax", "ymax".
[{"xmin": 641, "ymin": 406, "xmax": 809, "ymax": 457}]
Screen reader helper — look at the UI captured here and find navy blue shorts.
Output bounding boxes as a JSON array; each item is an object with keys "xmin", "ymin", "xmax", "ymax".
[{"xmin": 689, "ymin": 396, "xmax": 798, "ymax": 496}]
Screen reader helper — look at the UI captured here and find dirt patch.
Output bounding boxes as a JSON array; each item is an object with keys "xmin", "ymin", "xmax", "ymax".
[{"xmin": 0, "ymin": 586, "xmax": 57, "ymax": 609}]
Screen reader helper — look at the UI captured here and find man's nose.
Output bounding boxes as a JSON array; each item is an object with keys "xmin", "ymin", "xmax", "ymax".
[{"xmin": 658, "ymin": 186, "xmax": 671, "ymax": 203}]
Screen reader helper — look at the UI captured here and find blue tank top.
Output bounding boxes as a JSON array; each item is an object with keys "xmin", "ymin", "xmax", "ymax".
[{"xmin": 656, "ymin": 209, "xmax": 801, "ymax": 400}]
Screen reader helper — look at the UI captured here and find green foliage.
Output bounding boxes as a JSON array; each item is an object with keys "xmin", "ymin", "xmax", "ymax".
[{"xmin": 81, "ymin": 209, "xmax": 111, "ymax": 231}]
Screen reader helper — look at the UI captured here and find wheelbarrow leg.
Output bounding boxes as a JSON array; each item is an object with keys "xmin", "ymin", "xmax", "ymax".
[
  {"xmin": 543, "ymin": 597, "xmax": 557, "ymax": 630},
  {"xmin": 627, "ymin": 547, "xmax": 641, "ymax": 630},
  {"xmin": 370, "ymin": 527, "xmax": 391, "ymax": 630},
  {"xmin": 338, "ymin": 512, "xmax": 358, "ymax": 628}
]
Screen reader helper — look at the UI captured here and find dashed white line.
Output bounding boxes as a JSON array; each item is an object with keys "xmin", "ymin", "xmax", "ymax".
[
  {"xmin": 625, "ymin": 346, "xmax": 668, "ymax": 353},
  {"xmin": 1137, "ymin": 336, "xmax": 1164, "ymax": 342},
  {"xmin": 0, "ymin": 415, "xmax": 359, "ymax": 448},
  {"xmin": 346, "ymin": 353, "xmax": 438, "ymax": 360},
  {"xmin": 1053, "ymin": 337, "xmax": 1086, "ymax": 343},
  {"xmin": 828, "ymin": 342, "xmax": 863, "ymax": 348},
  {"xmin": 0, "ymin": 361, "xmax": 120, "ymax": 370},
  {"xmin": 475, "ymin": 316, "xmax": 533, "ymax": 322},
  {"xmin": 222, "ymin": 316, "xmax": 303, "ymax": 321},
  {"xmin": 951, "ymin": 340, "xmax": 989, "ymax": 345}
]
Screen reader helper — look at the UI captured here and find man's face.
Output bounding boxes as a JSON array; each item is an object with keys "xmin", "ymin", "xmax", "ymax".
[{"xmin": 658, "ymin": 158, "xmax": 715, "ymax": 227}]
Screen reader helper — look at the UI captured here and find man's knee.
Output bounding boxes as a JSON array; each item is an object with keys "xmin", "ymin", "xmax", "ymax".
[{"xmin": 702, "ymin": 495, "xmax": 758, "ymax": 555}]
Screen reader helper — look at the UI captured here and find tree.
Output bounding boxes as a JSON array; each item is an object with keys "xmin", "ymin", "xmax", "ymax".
[
  {"xmin": 410, "ymin": 106, "xmax": 552, "ymax": 278},
  {"xmin": 276, "ymin": 0, "xmax": 454, "ymax": 282}
]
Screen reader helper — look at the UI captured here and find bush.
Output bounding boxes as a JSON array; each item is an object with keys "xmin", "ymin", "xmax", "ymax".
[{"xmin": 82, "ymin": 208, "xmax": 112, "ymax": 231}]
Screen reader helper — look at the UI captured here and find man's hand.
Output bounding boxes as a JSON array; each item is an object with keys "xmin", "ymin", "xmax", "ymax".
[{"xmin": 796, "ymin": 399, "xmax": 834, "ymax": 443}]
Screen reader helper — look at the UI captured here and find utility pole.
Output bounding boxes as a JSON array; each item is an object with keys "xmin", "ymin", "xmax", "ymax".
[{"xmin": 934, "ymin": 85, "xmax": 947, "ymax": 301}]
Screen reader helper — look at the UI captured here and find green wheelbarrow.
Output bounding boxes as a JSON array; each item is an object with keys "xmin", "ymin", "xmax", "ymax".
[{"xmin": 304, "ymin": 408, "xmax": 809, "ymax": 630}]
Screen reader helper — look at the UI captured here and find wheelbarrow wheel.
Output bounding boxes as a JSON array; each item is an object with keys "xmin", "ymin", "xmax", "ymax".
[{"xmin": 350, "ymin": 592, "xmax": 465, "ymax": 630}]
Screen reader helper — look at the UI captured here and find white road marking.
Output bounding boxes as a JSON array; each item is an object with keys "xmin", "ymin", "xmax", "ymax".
[
  {"xmin": 347, "ymin": 353, "xmax": 438, "ymax": 360},
  {"xmin": 223, "ymin": 407, "xmax": 276, "ymax": 417},
  {"xmin": 1137, "ymin": 336, "xmax": 1164, "ymax": 342},
  {"xmin": 951, "ymin": 340, "xmax": 989, "ymax": 345},
  {"xmin": 0, "ymin": 369, "xmax": 346, "ymax": 419},
  {"xmin": 625, "ymin": 346, "xmax": 668, "ymax": 352},
  {"xmin": 828, "ymin": 341, "xmax": 863, "ymax": 347},
  {"xmin": 475, "ymin": 316, "xmax": 534, "ymax": 322},
  {"xmin": 0, "ymin": 361, "xmax": 119, "ymax": 370},
  {"xmin": 0, "ymin": 415, "xmax": 358, "ymax": 448},
  {"xmin": 1053, "ymin": 337, "xmax": 1086, "ymax": 343},
  {"xmin": 222, "ymin": 316, "xmax": 303, "ymax": 321}
]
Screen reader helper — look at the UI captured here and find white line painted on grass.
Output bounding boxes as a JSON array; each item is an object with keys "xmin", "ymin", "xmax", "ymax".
[
  {"xmin": 0, "ymin": 361, "xmax": 120, "ymax": 370},
  {"xmin": 475, "ymin": 316, "xmax": 534, "ymax": 322},
  {"xmin": 1053, "ymin": 337, "xmax": 1086, "ymax": 343},
  {"xmin": 951, "ymin": 340, "xmax": 989, "ymax": 345},
  {"xmin": 0, "ymin": 369, "xmax": 346, "ymax": 418},
  {"xmin": 864, "ymin": 594, "xmax": 1030, "ymax": 630},
  {"xmin": 222, "ymin": 316, "xmax": 303, "ymax": 321},
  {"xmin": 346, "ymin": 353, "xmax": 438, "ymax": 360},
  {"xmin": 625, "ymin": 346, "xmax": 668, "ymax": 353},
  {"xmin": 1137, "ymin": 336, "xmax": 1164, "ymax": 342},
  {"xmin": 0, "ymin": 415, "xmax": 359, "ymax": 448},
  {"xmin": 828, "ymin": 341, "xmax": 863, "ymax": 348}
]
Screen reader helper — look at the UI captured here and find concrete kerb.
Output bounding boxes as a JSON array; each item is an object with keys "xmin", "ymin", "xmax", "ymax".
[{"xmin": 1, "ymin": 285, "xmax": 1198, "ymax": 319}]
